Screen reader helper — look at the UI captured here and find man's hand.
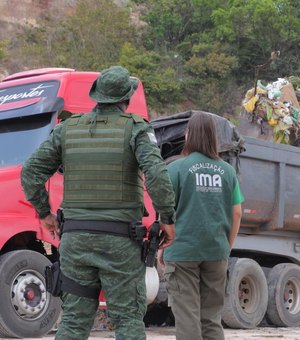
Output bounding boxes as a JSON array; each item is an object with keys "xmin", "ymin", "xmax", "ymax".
[
  {"xmin": 159, "ymin": 223, "xmax": 175, "ymax": 249},
  {"xmin": 41, "ymin": 213, "xmax": 60, "ymax": 240}
]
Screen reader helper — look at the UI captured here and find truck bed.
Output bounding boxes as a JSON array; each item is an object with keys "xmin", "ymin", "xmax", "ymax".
[{"xmin": 239, "ymin": 136, "xmax": 300, "ymax": 232}]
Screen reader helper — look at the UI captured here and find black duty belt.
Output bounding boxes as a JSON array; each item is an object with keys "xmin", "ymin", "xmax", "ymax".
[{"xmin": 63, "ymin": 220, "xmax": 131, "ymax": 236}]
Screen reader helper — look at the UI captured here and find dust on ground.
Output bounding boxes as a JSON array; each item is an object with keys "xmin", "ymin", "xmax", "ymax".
[{"xmin": 68, "ymin": 326, "xmax": 300, "ymax": 339}]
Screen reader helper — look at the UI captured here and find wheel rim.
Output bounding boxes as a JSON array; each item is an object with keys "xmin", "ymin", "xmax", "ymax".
[
  {"xmin": 10, "ymin": 269, "xmax": 49, "ymax": 320},
  {"xmin": 239, "ymin": 275, "xmax": 260, "ymax": 313},
  {"xmin": 283, "ymin": 277, "xmax": 300, "ymax": 314}
]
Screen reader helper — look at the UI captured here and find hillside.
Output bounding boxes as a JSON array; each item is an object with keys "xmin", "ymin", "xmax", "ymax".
[
  {"xmin": 0, "ymin": 0, "xmax": 129, "ymax": 39},
  {"xmin": 0, "ymin": 0, "xmax": 131, "ymax": 79},
  {"xmin": 0, "ymin": 0, "xmax": 76, "ymax": 36}
]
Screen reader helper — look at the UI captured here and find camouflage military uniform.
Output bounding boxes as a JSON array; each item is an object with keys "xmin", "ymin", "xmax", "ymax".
[{"xmin": 21, "ymin": 66, "xmax": 176, "ymax": 340}]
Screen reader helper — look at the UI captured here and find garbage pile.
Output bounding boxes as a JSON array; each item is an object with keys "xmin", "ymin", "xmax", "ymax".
[{"xmin": 241, "ymin": 78, "xmax": 300, "ymax": 145}]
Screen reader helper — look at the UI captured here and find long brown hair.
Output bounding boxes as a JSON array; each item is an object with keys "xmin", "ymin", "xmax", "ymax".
[{"xmin": 182, "ymin": 112, "xmax": 220, "ymax": 160}]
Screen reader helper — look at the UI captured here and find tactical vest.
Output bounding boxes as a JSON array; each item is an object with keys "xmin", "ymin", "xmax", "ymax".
[{"xmin": 61, "ymin": 111, "xmax": 144, "ymax": 210}]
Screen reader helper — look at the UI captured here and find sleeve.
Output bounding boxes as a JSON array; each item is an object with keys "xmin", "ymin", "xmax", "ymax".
[
  {"xmin": 167, "ymin": 161, "xmax": 180, "ymax": 209},
  {"xmin": 21, "ymin": 121, "xmax": 65, "ymax": 218},
  {"xmin": 131, "ymin": 121, "xmax": 176, "ymax": 224},
  {"xmin": 232, "ymin": 177, "xmax": 244, "ymax": 205}
]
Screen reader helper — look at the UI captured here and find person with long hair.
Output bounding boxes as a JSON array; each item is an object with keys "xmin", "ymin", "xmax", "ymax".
[{"xmin": 159, "ymin": 112, "xmax": 244, "ymax": 340}]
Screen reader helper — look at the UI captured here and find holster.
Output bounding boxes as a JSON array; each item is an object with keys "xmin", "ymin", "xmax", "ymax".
[
  {"xmin": 45, "ymin": 261, "xmax": 62, "ymax": 297},
  {"xmin": 45, "ymin": 261, "xmax": 100, "ymax": 299},
  {"xmin": 142, "ymin": 221, "xmax": 161, "ymax": 267}
]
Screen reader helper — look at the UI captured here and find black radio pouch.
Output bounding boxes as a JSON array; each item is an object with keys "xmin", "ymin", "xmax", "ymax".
[{"xmin": 45, "ymin": 261, "xmax": 62, "ymax": 297}]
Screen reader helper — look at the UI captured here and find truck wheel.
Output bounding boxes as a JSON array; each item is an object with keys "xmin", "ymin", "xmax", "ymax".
[
  {"xmin": 266, "ymin": 263, "xmax": 300, "ymax": 327},
  {"xmin": 0, "ymin": 250, "xmax": 61, "ymax": 338},
  {"xmin": 222, "ymin": 258, "xmax": 268, "ymax": 329}
]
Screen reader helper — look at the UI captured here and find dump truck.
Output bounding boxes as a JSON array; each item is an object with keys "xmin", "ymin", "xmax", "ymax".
[{"xmin": 151, "ymin": 110, "xmax": 300, "ymax": 329}]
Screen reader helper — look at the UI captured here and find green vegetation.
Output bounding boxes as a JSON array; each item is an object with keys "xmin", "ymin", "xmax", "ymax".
[
  {"xmin": 17, "ymin": 0, "xmax": 135, "ymax": 70},
  {"xmin": 0, "ymin": 40, "xmax": 9, "ymax": 63},
  {"xmin": 2, "ymin": 0, "xmax": 300, "ymax": 117}
]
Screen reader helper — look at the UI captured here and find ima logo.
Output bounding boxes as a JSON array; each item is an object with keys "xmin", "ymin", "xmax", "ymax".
[{"xmin": 195, "ymin": 173, "xmax": 222, "ymax": 192}]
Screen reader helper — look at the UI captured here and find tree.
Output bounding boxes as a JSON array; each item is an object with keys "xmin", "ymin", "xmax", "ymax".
[
  {"xmin": 135, "ymin": 0, "xmax": 300, "ymax": 114},
  {"xmin": 183, "ymin": 42, "xmax": 239, "ymax": 113},
  {"xmin": 212, "ymin": 0, "xmax": 300, "ymax": 80},
  {"xmin": 138, "ymin": 0, "xmax": 221, "ymax": 53},
  {"xmin": 119, "ymin": 43, "xmax": 183, "ymax": 113}
]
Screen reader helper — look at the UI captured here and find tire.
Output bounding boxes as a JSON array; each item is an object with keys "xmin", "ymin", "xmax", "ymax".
[
  {"xmin": 266, "ymin": 263, "xmax": 300, "ymax": 327},
  {"xmin": 222, "ymin": 258, "xmax": 268, "ymax": 329},
  {"xmin": 0, "ymin": 250, "xmax": 61, "ymax": 338}
]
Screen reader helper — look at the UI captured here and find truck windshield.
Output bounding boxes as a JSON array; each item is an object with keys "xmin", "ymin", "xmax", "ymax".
[{"xmin": 0, "ymin": 112, "xmax": 55, "ymax": 166}]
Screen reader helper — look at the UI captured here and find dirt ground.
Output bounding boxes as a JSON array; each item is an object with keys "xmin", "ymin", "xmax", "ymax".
[
  {"xmin": 4, "ymin": 311, "xmax": 300, "ymax": 339},
  {"xmin": 224, "ymin": 326, "xmax": 300, "ymax": 339},
  {"xmin": 8, "ymin": 326, "xmax": 300, "ymax": 340},
  {"xmin": 88, "ymin": 326, "xmax": 300, "ymax": 339}
]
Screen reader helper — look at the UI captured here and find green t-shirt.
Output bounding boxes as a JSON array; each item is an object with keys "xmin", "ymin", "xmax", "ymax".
[{"xmin": 164, "ymin": 152, "xmax": 244, "ymax": 262}]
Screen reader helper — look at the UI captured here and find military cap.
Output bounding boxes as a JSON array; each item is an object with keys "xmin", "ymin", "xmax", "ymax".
[{"xmin": 89, "ymin": 65, "xmax": 139, "ymax": 104}]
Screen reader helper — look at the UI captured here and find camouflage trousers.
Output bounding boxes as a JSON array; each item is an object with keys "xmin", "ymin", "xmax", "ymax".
[{"xmin": 55, "ymin": 232, "xmax": 147, "ymax": 340}]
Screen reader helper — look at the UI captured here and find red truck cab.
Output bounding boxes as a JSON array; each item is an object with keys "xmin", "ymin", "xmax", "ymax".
[{"xmin": 0, "ymin": 68, "xmax": 155, "ymax": 338}]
